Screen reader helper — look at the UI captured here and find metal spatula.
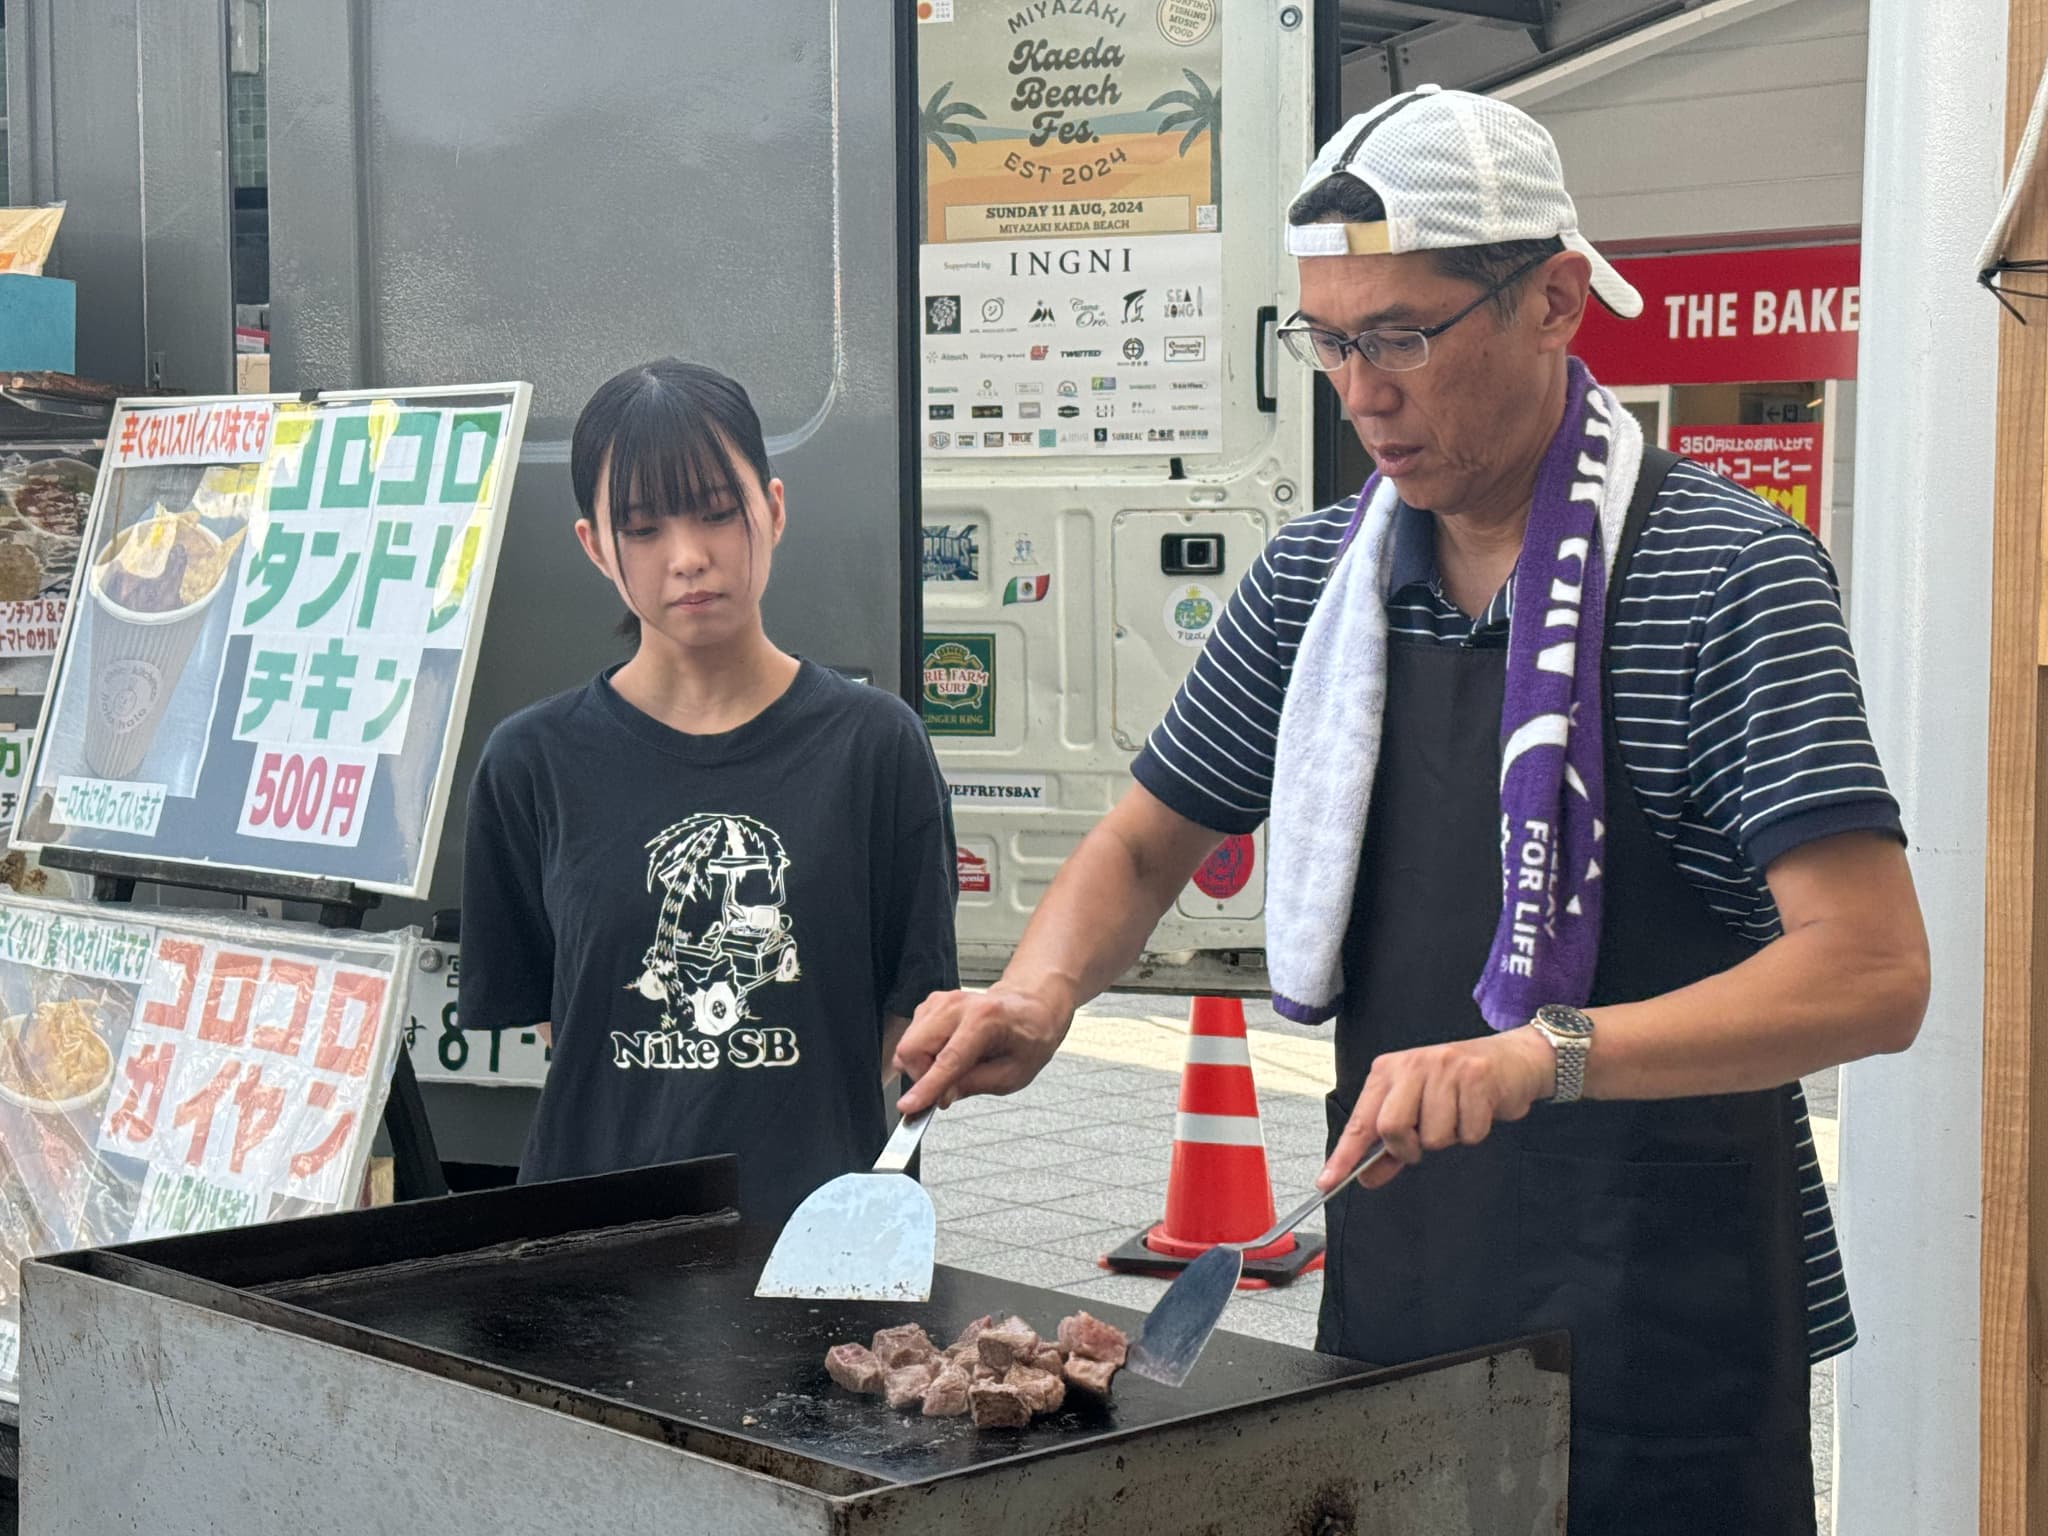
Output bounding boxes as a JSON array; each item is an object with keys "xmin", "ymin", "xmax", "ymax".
[
  {"xmin": 754, "ymin": 1108, "xmax": 937, "ymax": 1301},
  {"xmin": 1126, "ymin": 1140, "xmax": 1389, "ymax": 1387}
]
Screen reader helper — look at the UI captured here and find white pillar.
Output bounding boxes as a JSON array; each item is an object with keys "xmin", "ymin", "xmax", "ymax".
[{"xmin": 1837, "ymin": 0, "xmax": 2005, "ymax": 1530}]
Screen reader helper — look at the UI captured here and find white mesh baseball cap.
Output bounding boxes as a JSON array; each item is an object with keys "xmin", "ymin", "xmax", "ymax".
[{"xmin": 1286, "ymin": 84, "xmax": 1643, "ymax": 320}]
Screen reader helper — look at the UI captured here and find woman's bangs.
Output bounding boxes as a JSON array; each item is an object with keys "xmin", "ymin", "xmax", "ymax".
[{"xmin": 603, "ymin": 398, "xmax": 746, "ymax": 531}]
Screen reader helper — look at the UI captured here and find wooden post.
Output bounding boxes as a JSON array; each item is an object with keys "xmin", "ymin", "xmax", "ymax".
[{"xmin": 1985, "ymin": 0, "xmax": 2048, "ymax": 1529}]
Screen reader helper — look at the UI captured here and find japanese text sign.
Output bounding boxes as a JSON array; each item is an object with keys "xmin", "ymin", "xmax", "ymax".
[
  {"xmin": 1674, "ymin": 424, "xmax": 1825, "ymax": 534},
  {"xmin": 0, "ymin": 730, "xmax": 25, "ymax": 841},
  {"xmin": 0, "ymin": 896, "xmax": 412, "ymax": 1404},
  {"xmin": 1573, "ymin": 244, "xmax": 1860, "ymax": 386},
  {"xmin": 14, "ymin": 384, "xmax": 531, "ymax": 895},
  {"xmin": 100, "ymin": 938, "xmax": 388, "ymax": 1206},
  {"xmin": 110, "ymin": 401, "xmax": 277, "ymax": 469}
]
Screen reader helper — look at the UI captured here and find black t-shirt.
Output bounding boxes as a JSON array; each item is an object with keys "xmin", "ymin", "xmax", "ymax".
[{"xmin": 459, "ymin": 660, "xmax": 958, "ymax": 1223}]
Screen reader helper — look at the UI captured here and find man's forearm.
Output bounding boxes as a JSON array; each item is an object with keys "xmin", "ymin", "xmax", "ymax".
[
  {"xmin": 999, "ymin": 826, "xmax": 1181, "ymax": 1016},
  {"xmin": 998, "ymin": 795, "xmax": 1221, "ymax": 1017},
  {"xmin": 1583, "ymin": 914, "xmax": 1927, "ymax": 1102},
  {"xmin": 1323, "ymin": 841, "xmax": 1928, "ymax": 1187}
]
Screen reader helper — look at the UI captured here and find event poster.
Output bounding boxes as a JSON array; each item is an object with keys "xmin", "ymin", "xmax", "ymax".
[
  {"xmin": 12, "ymin": 386, "xmax": 530, "ymax": 895},
  {"xmin": 0, "ymin": 897, "xmax": 411, "ymax": 1402},
  {"xmin": 918, "ymin": 0, "xmax": 1226, "ymax": 458}
]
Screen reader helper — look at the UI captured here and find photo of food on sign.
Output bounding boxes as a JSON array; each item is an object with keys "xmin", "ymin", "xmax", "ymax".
[
  {"xmin": 0, "ymin": 895, "xmax": 412, "ymax": 1405},
  {"xmin": 0, "ymin": 995, "xmax": 115, "ymax": 1111},
  {"xmin": 0, "ymin": 454, "xmax": 93, "ymax": 591},
  {"xmin": 14, "ymin": 388, "xmax": 528, "ymax": 896},
  {"xmin": 0, "ymin": 966, "xmax": 143, "ymax": 1401},
  {"xmin": 0, "ymin": 449, "xmax": 102, "ymax": 692},
  {"xmin": 96, "ymin": 503, "xmax": 246, "ymax": 614}
]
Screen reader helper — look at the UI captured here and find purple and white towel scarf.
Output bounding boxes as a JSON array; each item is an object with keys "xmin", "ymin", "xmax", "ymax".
[{"xmin": 1267, "ymin": 359, "xmax": 1644, "ymax": 1029}]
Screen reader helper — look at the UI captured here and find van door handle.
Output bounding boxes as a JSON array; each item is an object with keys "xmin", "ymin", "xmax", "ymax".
[{"xmin": 1255, "ymin": 305, "xmax": 1279, "ymax": 414}]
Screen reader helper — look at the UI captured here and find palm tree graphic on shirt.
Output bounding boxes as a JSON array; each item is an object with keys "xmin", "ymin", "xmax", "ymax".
[{"xmin": 632, "ymin": 813, "xmax": 801, "ymax": 1037}]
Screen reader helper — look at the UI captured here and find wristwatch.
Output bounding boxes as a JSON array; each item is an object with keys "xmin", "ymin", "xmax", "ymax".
[{"xmin": 1530, "ymin": 1004, "xmax": 1595, "ymax": 1104}]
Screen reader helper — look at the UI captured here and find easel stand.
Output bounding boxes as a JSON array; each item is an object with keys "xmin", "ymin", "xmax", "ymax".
[{"xmin": 37, "ymin": 847, "xmax": 449, "ymax": 1202}]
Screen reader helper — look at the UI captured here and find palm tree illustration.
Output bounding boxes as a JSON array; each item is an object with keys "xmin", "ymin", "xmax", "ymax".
[
  {"xmin": 1150, "ymin": 70, "xmax": 1222, "ymax": 225},
  {"xmin": 921, "ymin": 83, "xmax": 987, "ymax": 234}
]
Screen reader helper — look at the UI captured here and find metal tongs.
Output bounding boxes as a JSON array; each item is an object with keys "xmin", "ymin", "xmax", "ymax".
[{"xmin": 1126, "ymin": 1140, "xmax": 1389, "ymax": 1387}]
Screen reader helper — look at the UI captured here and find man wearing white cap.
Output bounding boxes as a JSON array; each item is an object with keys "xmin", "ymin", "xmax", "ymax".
[{"xmin": 900, "ymin": 87, "xmax": 1927, "ymax": 1531}]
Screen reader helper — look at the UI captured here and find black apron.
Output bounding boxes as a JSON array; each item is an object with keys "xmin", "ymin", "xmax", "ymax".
[{"xmin": 1317, "ymin": 451, "xmax": 1815, "ymax": 1534}]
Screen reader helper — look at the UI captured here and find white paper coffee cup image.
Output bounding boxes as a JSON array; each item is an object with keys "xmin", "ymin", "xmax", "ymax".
[{"xmin": 80, "ymin": 516, "xmax": 234, "ymax": 781}]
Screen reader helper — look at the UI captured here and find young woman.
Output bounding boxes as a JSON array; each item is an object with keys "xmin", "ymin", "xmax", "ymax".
[{"xmin": 460, "ymin": 359, "xmax": 957, "ymax": 1222}]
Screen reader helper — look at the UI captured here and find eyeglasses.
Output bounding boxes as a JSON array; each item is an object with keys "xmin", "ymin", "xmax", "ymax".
[{"xmin": 1276, "ymin": 251, "xmax": 1555, "ymax": 374}]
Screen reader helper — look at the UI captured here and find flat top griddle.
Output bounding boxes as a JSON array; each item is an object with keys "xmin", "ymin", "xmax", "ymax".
[
  {"xmin": 80, "ymin": 1158, "xmax": 1378, "ymax": 1495},
  {"xmin": 259, "ymin": 1218, "xmax": 1357, "ymax": 1485}
]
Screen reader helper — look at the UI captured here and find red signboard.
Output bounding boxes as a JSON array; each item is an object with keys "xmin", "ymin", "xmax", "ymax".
[
  {"xmin": 1673, "ymin": 424, "xmax": 1825, "ymax": 534},
  {"xmin": 1574, "ymin": 244, "xmax": 1860, "ymax": 386}
]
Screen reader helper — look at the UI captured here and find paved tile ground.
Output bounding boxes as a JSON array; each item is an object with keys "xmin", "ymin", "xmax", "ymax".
[{"xmin": 924, "ymin": 991, "xmax": 1840, "ymax": 1533}]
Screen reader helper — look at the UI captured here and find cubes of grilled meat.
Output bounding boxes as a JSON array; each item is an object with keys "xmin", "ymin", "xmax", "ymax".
[
  {"xmin": 884, "ymin": 1362, "xmax": 939, "ymax": 1411},
  {"xmin": 825, "ymin": 1343, "xmax": 886, "ymax": 1395},
  {"xmin": 1005, "ymin": 1363, "xmax": 1066, "ymax": 1416},
  {"xmin": 829, "ymin": 1309, "xmax": 1122, "ymax": 1425},
  {"xmin": 1062, "ymin": 1354, "xmax": 1120, "ymax": 1399},
  {"xmin": 872, "ymin": 1323, "xmax": 941, "ymax": 1370},
  {"xmin": 1056, "ymin": 1311, "xmax": 1128, "ymax": 1366},
  {"xmin": 975, "ymin": 1316, "xmax": 1042, "ymax": 1371},
  {"xmin": 968, "ymin": 1379, "xmax": 1033, "ymax": 1429},
  {"xmin": 921, "ymin": 1365, "xmax": 973, "ymax": 1418}
]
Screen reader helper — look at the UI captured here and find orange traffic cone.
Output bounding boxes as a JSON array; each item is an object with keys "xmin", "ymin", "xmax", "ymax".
[{"xmin": 1100, "ymin": 996, "xmax": 1325, "ymax": 1287}]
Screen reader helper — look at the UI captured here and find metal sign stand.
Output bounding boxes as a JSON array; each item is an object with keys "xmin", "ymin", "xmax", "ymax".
[{"xmin": 35, "ymin": 846, "xmax": 449, "ymax": 1203}]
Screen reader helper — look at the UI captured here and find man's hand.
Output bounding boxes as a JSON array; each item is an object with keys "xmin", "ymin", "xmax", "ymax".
[
  {"xmin": 894, "ymin": 983, "xmax": 1073, "ymax": 1114},
  {"xmin": 1319, "ymin": 1027, "xmax": 1555, "ymax": 1191}
]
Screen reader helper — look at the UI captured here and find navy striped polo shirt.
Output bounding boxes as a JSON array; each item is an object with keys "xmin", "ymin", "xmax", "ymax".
[{"xmin": 1134, "ymin": 455, "xmax": 1903, "ymax": 1363}]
